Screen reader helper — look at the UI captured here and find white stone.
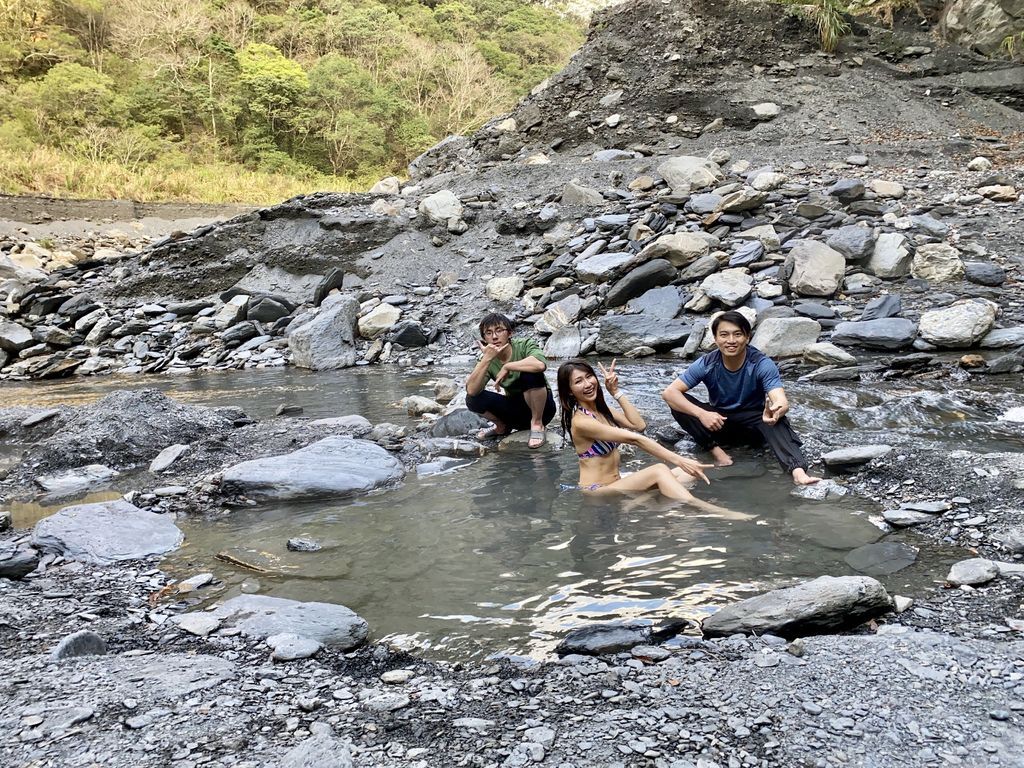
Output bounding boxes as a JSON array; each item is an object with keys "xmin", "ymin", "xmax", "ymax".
[
  {"xmin": 657, "ymin": 155, "xmax": 723, "ymax": 191},
  {"xmin": 918, "ymin": 299, "xmax": 997, "ymax": 348},
  {"xmin": 700, "ymin": 268, "xmax": 753, "ymax": 307},
  {"xmin": 966, "ymin": 156, "xmax": 992, "ymax": 171},
  {"xmin": 418, "ymin": 190, "xmax": 462, "ymax": 223},
  {"xmin": 369, "ymin": 176, "xmax": 400, "ymax": 194},
  {"xmin": 911, "ymin": 243, "xmax": 964, "ymax": 282},
  {"xmin": 750, "ymin": 317, "xmax": 822, "ymax": 358},
  {"xmin": 485, "ymin": 276, "xmax": 524, "ymax": 302},
  {"xmin": 868, "ymin": 233, "xmax": 912, "ymax": 278},
  {"xmin": 358, "ymin": 303, "xmax": 402, "ymax": 339},
  {"xmin": 787, "ymin": 241, "xmax": 845, "ymax": 297},
  {"xmin": 637, "ymin": 231, "xmax": 710, "ymax": 267},
  {"xmin": 213, "ymin": 295, "xmax": 249, "ymax": 329},
  {"xmin": 752, "ymin": 102, "xmax": 781, "ymax": 118},
  {"xmin": 803, "ymin": 342, "xmax": 856, "ymax": 366},
  {"xmin": 868, "ymin": 179, "xmax": 905, "ymax": 199}
]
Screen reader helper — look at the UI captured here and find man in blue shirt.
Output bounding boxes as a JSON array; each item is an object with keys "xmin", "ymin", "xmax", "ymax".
[{"xmin": 661, "ymin": 311, "xmax": 820, "ymax": 485}]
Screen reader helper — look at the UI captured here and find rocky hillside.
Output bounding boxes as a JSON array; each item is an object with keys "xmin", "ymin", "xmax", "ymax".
[{"xmin": 0, "ymin": 0, "xmax": 1022, "ymax": 381}]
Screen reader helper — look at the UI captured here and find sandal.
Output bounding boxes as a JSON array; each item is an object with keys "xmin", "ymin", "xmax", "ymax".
[
  {"xmin": 528, "ymin": 429, "xmax": 546, "ymax": 449},
  {"xmin": 477, "ymin": 425, "xmax": 508, "ymax": 440}
]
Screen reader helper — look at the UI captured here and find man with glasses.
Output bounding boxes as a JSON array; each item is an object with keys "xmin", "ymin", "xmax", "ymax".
[
  {"xmin": 466, "ymin": 312, "xmax": 556, "ymax": 449},
  {"xmin": 661, "ymin": 310, "xmax": 820, "ymax": 485}
]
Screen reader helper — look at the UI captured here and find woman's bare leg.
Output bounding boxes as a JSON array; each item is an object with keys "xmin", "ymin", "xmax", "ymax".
[{"xmin": 593, "ymin": 464, "xmax": 752, "ymax": 520}]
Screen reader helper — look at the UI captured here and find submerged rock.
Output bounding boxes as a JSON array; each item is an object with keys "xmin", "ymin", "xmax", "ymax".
[
  {"xmin": 702, "ymin": 575, "xmax": 893, "ymax": 638},
  {"xmin": 31, "ymin": 499, "xmax": 184, "ymax": 565},
  {"xmin": 844, "ymin": 542, "xmax": 918, "ymax": 576},
  {"xmin": 219, "ymin": 435, "xmax": 404, "ymax": 501},
  {"xmin": 35, "ymin": 464, "xmax": 119, "ymax": 496}
]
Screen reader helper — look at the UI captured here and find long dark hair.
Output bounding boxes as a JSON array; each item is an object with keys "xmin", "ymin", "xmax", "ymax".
[{"xmin": 557, "ymin": 360, "xmax": 616, "ymax": 446}]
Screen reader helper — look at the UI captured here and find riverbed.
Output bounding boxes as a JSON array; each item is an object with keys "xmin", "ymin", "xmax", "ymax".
[{"xmin": 4, "ymin": 363, "xmax": 1019, "ymax": 659}]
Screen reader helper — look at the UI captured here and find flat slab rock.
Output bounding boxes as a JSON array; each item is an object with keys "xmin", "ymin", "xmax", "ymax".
[
  {"xmin": 31, "ymin": 499, "xmax": 184, "ymax": 565},
  {"xmin": 702, "ymin": 575, "xmax": 892, "ymax": 638},
  {"xmin": 821, "ymin": 445, "xmax": 892, "ymax": 467},
  {"xmin": 219, "ymin": 435, "xmax": 404, "ymax": 501},
  {"xmin": 207, "ymin": 594, "xmax": 368, "ymax": 650},
  {"xmin": 555, "ymin": 623, "xmax": 652, "ymax": 656}
]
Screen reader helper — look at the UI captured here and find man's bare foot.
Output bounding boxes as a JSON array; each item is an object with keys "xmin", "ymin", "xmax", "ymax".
[
  {"xmin": 710, "ymin": 447, "xmax": 733, "ymax": 467},
  {"xmin": 792, "ymin": 468, "xmax": 821, "ymax": 486}
]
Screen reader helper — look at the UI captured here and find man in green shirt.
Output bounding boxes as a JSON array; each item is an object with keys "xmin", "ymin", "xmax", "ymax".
[{"xmin": 466, "ymin": 312, "xmax": 556, "ymax": 448}]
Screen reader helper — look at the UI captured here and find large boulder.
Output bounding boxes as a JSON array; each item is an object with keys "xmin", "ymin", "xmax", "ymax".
[
  {"xmin": 232, "ymin": 265, "xmax": 322, "ymax": 306},
  {"xmin": 0, "ymin": 320, "xmax": 35, "ymax": 353},
  {"xmin": 831, "ymin": 318, "xmax": 918, "ymax": 350},
  {"xmin": 941, "ymin": 0, "xmax": 1024, "ymax": 56},
  {"xmin": 219, "ymin": 435, "xmax": 404, "ymax": 501},
  {"xmin": 597, "ymin": 316, "xmax": 691, "ymax": 354},
  {"xmin": 628, "ymin": 285, "xmax": 684, "ymax": 319},
  {"xmin": 911, "ymin": 243, "xmax": 964, "ymax": 282},
  {"xmin": 418, "ymin": 190, "xmax": 462, "ymax": 223},
  {"xmin": 205, "ymin": 594, "xmax": 368, "ymax": 649},
  {"xmin": 637, "ymin": 232, "xmax": 710, "ymax": 267},
  {"xmin": 31, "ymin": 500, "xmax": 184, "ymax": 565},
  {"xmin": 657, "ymin": 155, "xmax": 723, "ymax": 191},
  {"xmin": 485, "ymin": 276, "xmax": 524, "ymax": 302},
  {"xmin": 702, "ymin": 575, "xmax": 893, "ymax": 638},
  {"xmin": 918, "ymin": 298, "xmax": 998, "ymax": 348},
  {"xmin": 826, "ymin": 225, "xmax": 875, "ymax": 261},
  {"xmin": 867, "ymin": 233, "xmax": 912, "ymax": 278},
  {"xmin": 700, "ymin": 268, "xmax": 753, "ymax": 307},
  {"xmin": 606, "ymin": 259, "xmax": 677, "ymax": 307},
  {"xmin": 751, "ymin": 317, "xmax": 822, "ymax": 358},
  {"xmin": 561, "ymin": 181, "xmax": 605, "ymax": 205},
  {"xmin": 288, "ymin": 296, "xmax": 359, "ymax": 370},
  {"xmin": 786, "ymin": 241, "xmax": 845, "ymax": 297},
  {"xmin": 544, "ymin": 325, "xmax": 583, "ymax": 359},
  {"xmin": 0, "ymin": 253, "xmax": 46, "ymax": 283}
]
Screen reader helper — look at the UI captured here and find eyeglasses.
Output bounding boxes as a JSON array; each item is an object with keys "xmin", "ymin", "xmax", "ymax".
[{"xmin": 483, "ymin": 327, "xmax": 510, "ymax": 338}]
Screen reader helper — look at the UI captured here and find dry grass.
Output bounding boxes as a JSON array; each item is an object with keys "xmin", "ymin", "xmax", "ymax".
[{"xmin": 0, "ymin": 145, "xmax": 382, "ymax": 204}]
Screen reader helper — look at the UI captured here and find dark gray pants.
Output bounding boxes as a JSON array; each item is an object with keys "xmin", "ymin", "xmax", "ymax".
[{"xmin": 670, "ymin": 393, "xmax": 808, "ymax": 474}]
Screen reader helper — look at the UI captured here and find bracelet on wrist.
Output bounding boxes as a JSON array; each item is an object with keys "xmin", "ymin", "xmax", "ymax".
[{"xmin": 613, "ymin": 391, "xmax": 627, "ymax": 401}]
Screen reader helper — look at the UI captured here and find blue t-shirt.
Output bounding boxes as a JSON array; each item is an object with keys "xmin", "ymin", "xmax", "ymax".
[{"xmin": 679, "ymin": 346, "xmax": 783, "ymax": 412}]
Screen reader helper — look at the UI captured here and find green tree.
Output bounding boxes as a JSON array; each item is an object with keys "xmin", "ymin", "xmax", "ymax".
[
  {"xmin": 13, "ymin": 61, "xmax": 127, "ymax": 144},
  {"xmin": 236, "ymin": 42, "xmax": 308, "ymax": 158}
]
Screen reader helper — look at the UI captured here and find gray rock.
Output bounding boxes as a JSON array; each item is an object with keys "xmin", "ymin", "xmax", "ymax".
[
  {"xmin": 606, "ymin": 259, "xmax": 677, "ymax": 307},
  {"xmin": 826, "ymin": 226, "xmax": 875, "ymax": 261},
  {"xmin": 909, "ymin": 214, "xmax": 949, "ymax": 238},
  {"xmin": 997, "ymin": 526, "xmax": 1024, "ymax": 554},
  {"xmin": 597, "ymin": 316, "xmax": 691, "ymax": 354},
  {"xmin": 31, "ymin": 500, "xmax": 184, "ymax": 565},
  {"xmin": 702, "ymin": 575, "xmax": 892, "ymax": 638},
  {"xmin": 555, "ymin": 623, "xmax": 652, "ymax": 656},
  {"xmin": 575, "ymin": 251, "xmax": 637, "ymax": 283},
  {"xmin": 882, "ymin": 508, "xmax": 936, "ymax": 527},
  {"xmin": 658, "ymin": 155, "xmax": 723, "ymax": 191},
  {"xmin": 0, "ymin": 320, "xmax": 34, "ymax": 352},
  {"xmin": 845, "ymin": 542, "xmax": 918, "ymax": 575},
  {"xmin": 688, "ymin": 193, "xmax": 723, "ymax": 214},
  {"xmin": 979, "ymin": 327, "xmax": 1024, "ymax": 348},
  {"xmin": 288, "ymin": 296, "xmax": 359, "ymax": 370},
  {"xmin": 918, "ymin": 299, "xmax": 997, "ymax": 348},
  {"xmin": 786, "ymin": 241, "xmax": 845, "ymax": 297},
  {"xmin": 50, "ymin": 630, "xmax": 107, "ymax": 661},
  {"xmin": 860, "ymin": 295, "xmax": 901, "ymax": 321},
  {"xmin": 419, "ymin": 190, "xmax": 462, "ymax": 223},
  {"xmin": 246, "ymin": 296, "xmax": 292, "ymax": 323},
  {"xmin": 150, "ymin": 444, "xmax": 188, "ymax": 473},
  {"xmin": 628, "ymin": 285, "xmax": 683, "ymax": 319},
  {"xmin": 821, "ymin": 445, "xmax": 892, "ymax": 467},
  {"xmin": 638, "ymin": 231, "xmax": 712, "ymax": 268},
  {"xmin": 268, "ymin": 633, "xmax": 322, "ymax": 661},
  {"xmin": 34, "ymin": 464, "xmax": 119, "ymax": 496},
  {"xmin": 828, "ymin": 179, "xmax": 865, "ymax": 203},
  {"xmin": 429, "ymin": 409, "xmax": 489, "ymax": 438},
  {"xmin": 947, "ymin": 557, "xmax": 999, "ymax": 586},
  {"xmin": 210, "ymin": 594, "xmax": 368, "ymax": 649},
  {"xmin": 868, "ymin": 233, "xmax": 912, "ymax": 278},
  {"xmin": 544, "ymin": 325, "xmax": 583, "ymax": 359},
  {"xmin": 679, "ymin": 254, "xmax": 722, "ymax": 281},
  {"xmin": 287, "ymin": 538, "xmax": 322, "ymax": 552},
  {"xmin": 0, "ymin": 541, "xmax": 39, "ymax": 579},
  {"xmin": 750, "ymin": 317, "xmax": 821, "ymax": 358},
  {"xmin": 536, "ymin": 294, "xmax": 582, "ymax": 334},
  {"xmin": 309, "ymin": 414, "xmax": 373, "ymax": 435},
  {"xmin": 220, "ymin": 436, "xmax": 403, "ymax": 501},
  {"xmin": 174, "ymin": 613, "xmax": 222, "ymax": 637},
  {"xmin": 964, "ymin": 261, "xmax": 1006, "ymax": 286},
  {"xmin": 278, "ymin": 723, "xmax": 353, "ymax": 768},
  {"xmin": 803, "ymin": 342, "xmax": 856, "ymax": 366},
  {"xmin": 831, "ymin": 319, "xmax": 917, "ymax": 350},
  {"xmin": 232, "ymin": 265, "xmax": 321, "ymax": 306},
  {"xmin": 701, "ymin": 268, "xmax": 753, "ymax": 306},
  {"xmin": 562, "ymin": 182, "xmax": 604, "ymax": 206},
  {"xmin": 390, "ymin": 320, "xmax": 430, "ymax": 348}
]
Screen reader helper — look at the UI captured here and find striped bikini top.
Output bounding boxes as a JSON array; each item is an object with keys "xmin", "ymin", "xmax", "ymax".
[{"xmin": 575, "ymin": 407, "xmax": 619, "ymax": 459}]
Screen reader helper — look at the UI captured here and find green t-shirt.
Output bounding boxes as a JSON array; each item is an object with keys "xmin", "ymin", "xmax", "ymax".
[{"xmin": 485, "ymin": 337, "xmax": 548, "ymax": 393}]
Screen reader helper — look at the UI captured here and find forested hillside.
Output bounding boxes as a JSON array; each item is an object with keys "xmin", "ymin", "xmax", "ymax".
[{"xmin": 0, "ymin": 0, "xmax": 584, "ymax": 202}]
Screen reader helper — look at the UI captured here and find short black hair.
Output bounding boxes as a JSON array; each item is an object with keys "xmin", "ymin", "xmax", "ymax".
[
  {"xmin": 479, "ymin": 312, "xmax": 513, "ymax": 338},
  {"xmin": 711, "ymin": 310, "xmax": 751, "ymax": 337}
]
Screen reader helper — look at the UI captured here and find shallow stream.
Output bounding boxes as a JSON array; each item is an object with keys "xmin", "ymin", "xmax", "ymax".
[{"xmin": 3, "ymin": 364, "xmax": 1022, "ymax": 659}]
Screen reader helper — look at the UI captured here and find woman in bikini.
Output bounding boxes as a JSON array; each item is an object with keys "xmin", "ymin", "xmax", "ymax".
[{"xmin": 557, "ymin": 359, "xmax": 736, "ymax": 515}]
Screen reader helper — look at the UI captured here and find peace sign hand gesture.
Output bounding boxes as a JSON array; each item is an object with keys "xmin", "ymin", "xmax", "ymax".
[{"xmin": 598, "ymin": 359, "xmax": 619, "ymax": 397}]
